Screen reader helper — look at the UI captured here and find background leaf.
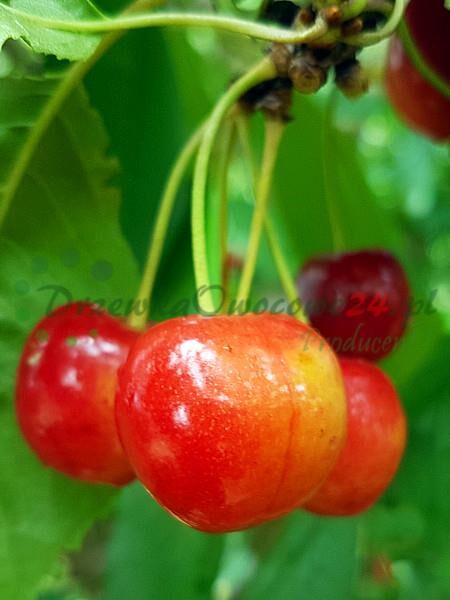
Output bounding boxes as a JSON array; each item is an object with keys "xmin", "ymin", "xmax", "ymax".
[
  {"xmin": 243, "ymin": 514, "xmax": 358, "ymax": 600},
  {"xmin": 104, "ymin": 485, "xmax": 224, "ymax": 600},
  {"xmin": 0, "ymin": 72, "xmax": 60, "ymax": 223},
  {"xmin": 0, "ymin": 0, "xmax": 101, "ymax": 61}
]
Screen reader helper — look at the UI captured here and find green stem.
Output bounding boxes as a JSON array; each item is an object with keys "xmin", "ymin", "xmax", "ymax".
[
  {"xmin": 235, "ymin": 113, "xmax": 305, "ymax": 320},
  {"xmin": 0, "ymin": 0, "xmax": 158, "ymax": 231},
  {"xmin": 192, "ymin": 57, "xmax": 276, "ymax": 315},
  {"xmin": 2, "ymin": 5, "xmax": 329, "ymax": 44},
  {"xmin": 236, "ymin": 118, "xmax": 285, "ymax": 307},
  {"xmin": 127, "ymin": 124, "xmax": 204, "ymax": 330},
  {"xmin": 365, "ymin": 0, "xmax": 393, "ymax": 16},
  {"xmin": 344, "ymin": 0, "xmax": 405, "ymax": 46},
  {"xmin": 264, "ymin": 218, "xmax": 306, "ymax": 321},
  {"xmin": 397, "ymin": 21, "xmax": 450, "ymax": 100},
  {"xmin": 217, "ymin": 119, "xmax": 237, "ymax": 305}
]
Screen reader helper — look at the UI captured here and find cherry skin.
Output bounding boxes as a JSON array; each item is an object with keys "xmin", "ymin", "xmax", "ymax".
[
  {"xmin": 116, "ymin": 313, "xmax": 347, "ymax": 533},
  {"xmin": 385, "ymin": 37, "xmax": 450, "ymax": 141},
  {"xmin": 297, "ymin": 250, "xmax": 410, "ymax": 361},
  {"xmin": 16, "ymin": 302, "xmax": 139, "ymax": 485},
  {"xmin": 304, "ymin": 358, "xmax": 407, "ymax": 516}
]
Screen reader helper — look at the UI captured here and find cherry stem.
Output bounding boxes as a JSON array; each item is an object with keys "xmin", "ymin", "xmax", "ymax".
[
  {"xmin": 216, "ymin": 118, "xmax": 237, "ymax": 308},
  {"xmin": 397, "ymin": 21, "xmax": 450, "ymax": 100},
  {"xmin": 235, "ymin": 113, "xmax": 307, "ymax": 322},
  {"xmin": 2, "ymin": 5, "xmax": 330, "ymax": 45},
  {"xmin": 344, "ymin": 0, "xmax": 405, "ymax": 45},
  {"xmin": 322, "ymin": 90, "xmax": 345, "ymax": 252},
  {"xmin": 236, "ymin": 118, "xmax": 285, "ymax": 309},
  {"xmin": 192, "ymin": 57, "xmax": 276, "ymax": 315},
  {"xmin": 127, "ymin": 124, "xmax": 204, "ymax": 330},
  {"xmin": 0, "ymin": 0, "xmax": 160, "ymax": 232},
  {"xmin": 264, "ymin": 219, "xmax": 307, "ymax": 322}
]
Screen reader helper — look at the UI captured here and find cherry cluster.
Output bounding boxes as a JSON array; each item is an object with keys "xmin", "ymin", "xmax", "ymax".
[
  {"xmin": 16, "ymin": 246, "xmax": 408, "ymax": 532},
  {"xmin": 14, "ymin": 0, "xmax": 426, "ymax": 536}
]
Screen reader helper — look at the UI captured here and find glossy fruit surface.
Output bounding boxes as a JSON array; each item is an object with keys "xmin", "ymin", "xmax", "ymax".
[
  {"xmin": 297, "ymin": 250, "xmax": 410, "ymax": 361},
  {"xmin": 16, "ymin": 302, "xmax": 138, "ymax": 485},
  {"xmin": 116, "ymin": 313, "xmax": 347, "ymax": 533},
  {"xmin": 304, "ymin": 358, "xmax": 406, "ymax": 516},
  {"xmin": 385, "ymin": 37, "xmax": 450, "ymax": 141}
]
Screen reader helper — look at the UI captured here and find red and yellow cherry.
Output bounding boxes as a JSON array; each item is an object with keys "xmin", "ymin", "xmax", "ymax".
[
  {"xmin": 304, "ymin": 358, "xmax": 406, "ymax": 516},
  {"xmin": 16, "ymin": 302, "xmax": 138, "ymax": 485},
  {"xmin": 116, "ymin": 313, "xmax": 347, "ymax": 533},
  {"xmin": 297, "ymin": 250, "xmax": 410, "ymax": 361},
  {"xmin": 385, "ymin": 0, "xmax": 450, "ymax": 141}
]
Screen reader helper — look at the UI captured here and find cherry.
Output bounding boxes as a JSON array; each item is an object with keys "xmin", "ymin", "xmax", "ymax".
[
  {"xmin": 16, "ymin": 302, "xmax": 139, "ymax": 485},
  {"xmin": 116, "ymin": 313, "xmax": 347, "ymax": 533},
  {"xmin": 297, "ymin": 249, "xmax": 410, "ymax": 361},
  {"xmin": 385, "ymin": 37, "xmax": 450, "ymax": 141},
  {"xmin": 385, "ymin": 0, "xmax": 450, "ymax": 141},
  {"xmin": 304, "ymin": 358, "xmax": 406, "ymax": 516}
]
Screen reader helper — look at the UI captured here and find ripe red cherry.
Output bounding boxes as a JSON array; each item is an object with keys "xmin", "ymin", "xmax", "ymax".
[
  {"xmin": 385, "ymin": 0, "xmax": 450, "ymax": 141},
  {"xmin": 16, "ymin": 302, "xmax": 138, "ymax": 485},
  {"xmin": 304, "ymin": 358, "xmax": 406, "ymax": 516},
  {"xmin": 297, "ymin": 250, "xmax": 410, "ymax": 361},
  {"xmin": 116, "ymin": 313, "xmax": 347, "ymax": 533}
]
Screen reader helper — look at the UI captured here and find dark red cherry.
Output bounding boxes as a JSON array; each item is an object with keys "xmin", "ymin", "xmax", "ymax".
[
  {"xmin": 405, "ymin": 0, "xmax": 450, "ymax": 84},
  {"xmin": 297, "ymin": 250, "xmax": 410, "ymax": 361},
  {"xmin": 304, "ymin": 358, "xmax": 407, "ymax": 516},
  {"xmin": 116, "ymin": 313, "xmax": 347, "ymax": 532},
  {"xmin": 16, "ymin": 302, "xmax": 138, "ymax": 485},
  {"xmin": 385, "ymin": 0, "xmax": 450, "ymax": 141}
]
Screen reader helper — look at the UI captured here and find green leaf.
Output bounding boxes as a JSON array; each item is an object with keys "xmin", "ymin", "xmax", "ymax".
[
  {"xmin": 382, "ymin": 311, "xmax": 445, "ymax": 393},
  {"xmin": 104, "ymin": 485, "xmax": 224, "ymax": 600},
  {"xmin": 243, "ymin": 513, "xmax": 358, "ymax": 599},
  {"xmin": 0, "ymin": 74, "xmax": 59, "ymax": 227},
  {"xmin": 273, "ymin": 93, "xmax": 407, "ymax": 260},
  {"xmin": 0, "ymin": 1, "xmax": 101, "ymax": 61},
  {"xmin": 0, "ymin": 82, "xmax": 139, "ymax": 600},
  {"xmin": 85, "ymin": 27, "xmax": 192, "ymax": 266}
]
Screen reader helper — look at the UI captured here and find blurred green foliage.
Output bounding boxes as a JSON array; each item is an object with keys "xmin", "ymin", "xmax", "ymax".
[{"xmin": 0, "ymin": 1, "xmax": 449, "ymax": 599}]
